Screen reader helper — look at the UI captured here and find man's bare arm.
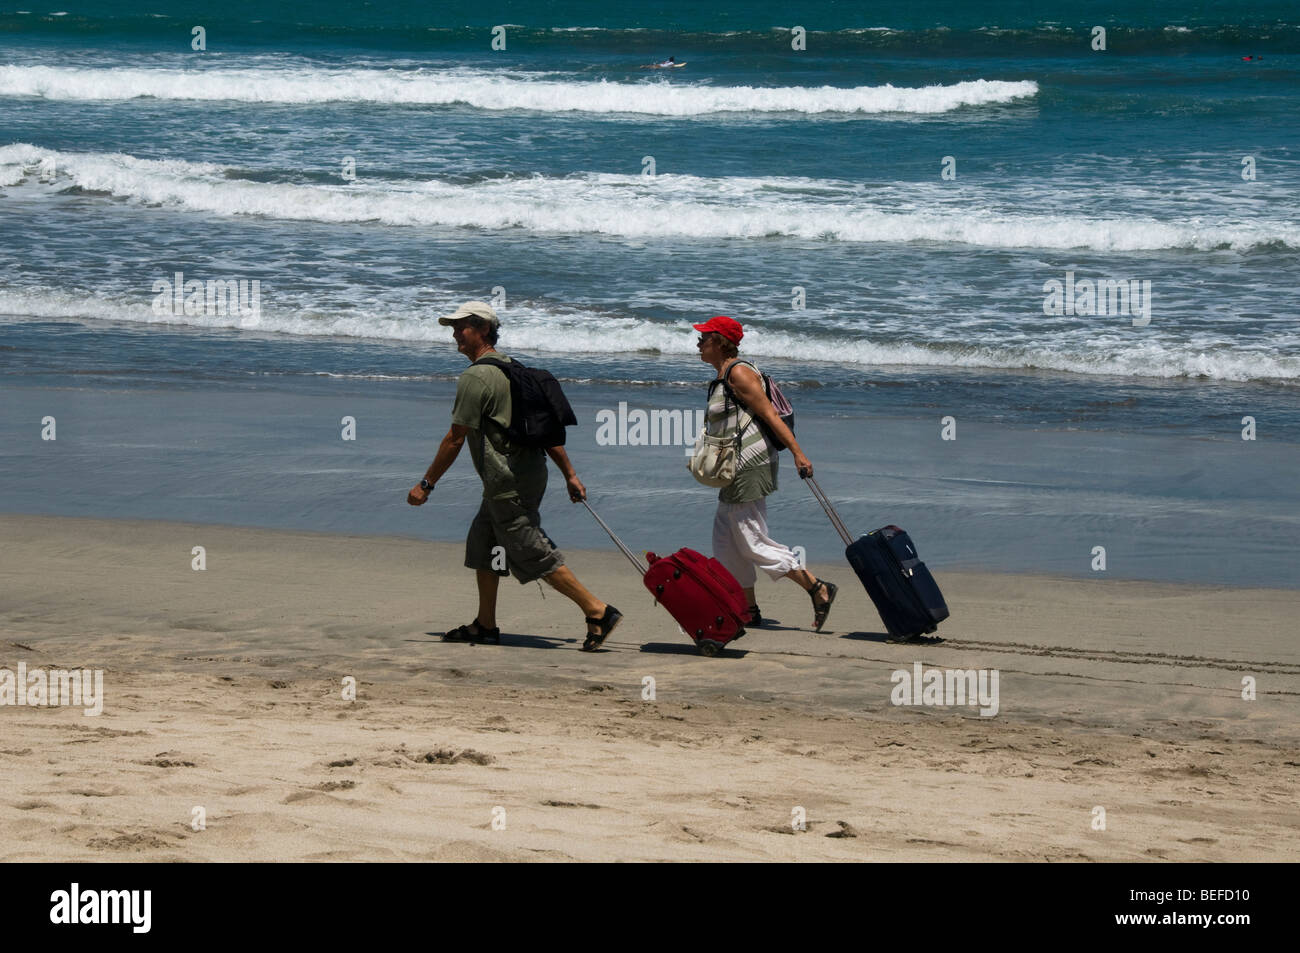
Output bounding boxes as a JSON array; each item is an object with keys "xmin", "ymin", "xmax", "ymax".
[
  {"xmin": 425, "ymin": 424, "xmax": 470, "ymax": 484},
  {"xmin": 545, "ymin": 445, "xmax": 587, "ymax": 502},
  {"xmin": 408, "ymin": 423, "xmax": 469, "ymax": 504}
]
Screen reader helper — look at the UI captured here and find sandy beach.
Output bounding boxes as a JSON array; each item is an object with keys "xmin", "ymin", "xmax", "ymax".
[{"xmin": 1, "ymin": 513, "xmax": 1296, "ymax": 862}]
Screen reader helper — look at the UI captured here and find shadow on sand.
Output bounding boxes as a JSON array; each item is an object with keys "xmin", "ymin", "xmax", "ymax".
[
  {"xmin": 417, "ymin": 632, "xmax": 576, "ymax": 650},
  {"xmin": 638, "ymin": 641, "xmax": 750, "ymax": 659},
  {"xmin": 839, "ymin": 630, "xmax": 944, "ymax": 645}
]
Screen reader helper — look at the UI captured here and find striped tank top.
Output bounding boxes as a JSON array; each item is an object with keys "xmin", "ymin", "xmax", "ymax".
[{"xmin": 706, "ymin": 359, "xmax": 778, "ymax": 504}]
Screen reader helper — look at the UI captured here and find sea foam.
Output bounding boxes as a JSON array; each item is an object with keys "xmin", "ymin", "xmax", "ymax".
[
  {"xmin": 0, "ymin": 64, "xmax": 1037, "ymax": 115},
  {"xmin": 4, "ymin": 287, "xmax": 1296, "ymax": 383},
  {"xmin": 3, "ymin": 145, "xmax": 1295, "ymax": 253}
]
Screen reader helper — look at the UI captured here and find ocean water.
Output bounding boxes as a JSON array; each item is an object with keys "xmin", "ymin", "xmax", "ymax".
[{"xmin": 2, "ymin": 2, "xmax": 1298, "ymax": 587}]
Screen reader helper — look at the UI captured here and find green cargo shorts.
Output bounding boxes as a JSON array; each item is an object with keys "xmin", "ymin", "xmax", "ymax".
[{"xmin": 464, "ymin": 491, "xmax": 565, "ymax": 584}]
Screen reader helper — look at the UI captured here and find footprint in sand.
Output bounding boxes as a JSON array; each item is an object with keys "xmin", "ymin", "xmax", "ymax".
[
  {"xmin": 313, "ymin": 780, "xmax": 357, "ymax": 792},
  {"xmin": 825, "ymin": 820, "xmax": 858, "ymax": 838},
  {"xmin": 409, "ymin": 749, "xmax": 494, "ymax": 766},
  {"xmin": 222, "ymin": 785, "xmax": 265, "ymax": 796},
  {"xmin": 282, "ymin": 790, "xmax": 356, "ymax": 805},
  {"xmin": 88, "ymin": 830, "xmax": 185, "ymax": 852}
]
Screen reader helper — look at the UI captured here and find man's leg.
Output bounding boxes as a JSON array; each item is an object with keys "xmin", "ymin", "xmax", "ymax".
[
  {"xmin": 486, "ymin": 492, "xmax": 619, "ymax": 647},
  {"xmin": 476, "ymin": 568, "xmax": 501, "ymax": 630},
  {"xmin": 542, "ymin": 565, "xmax": 605, "ymax": 630},
  {"xmin": 450, "ymin": 500, "xmax": 508, "ymax": 640}
]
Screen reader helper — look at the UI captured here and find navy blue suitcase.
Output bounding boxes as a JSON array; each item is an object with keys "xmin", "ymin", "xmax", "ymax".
[
  {"xmin": 804, "ymin": 477, "xmax": 950, "ymax": 639},
  {"xmin": 846, "ymin": 526, "xmax": 949, "ymax": 638}
]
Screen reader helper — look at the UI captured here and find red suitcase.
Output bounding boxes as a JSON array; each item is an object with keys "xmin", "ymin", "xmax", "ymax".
[
  {"xmin": 643, "ymin": 548, "xmax": 750, "ymax": 656},
  {"xmin": 583, "ymin": 503, "xmax": 750, "ymax": 656}
]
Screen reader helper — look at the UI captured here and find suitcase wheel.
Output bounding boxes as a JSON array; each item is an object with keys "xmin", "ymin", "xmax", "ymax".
[{"xmin": 697, "ymin": 639, "xmax": 723, "ymax": 658}]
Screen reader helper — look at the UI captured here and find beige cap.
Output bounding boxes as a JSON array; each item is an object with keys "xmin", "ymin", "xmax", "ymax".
[{"xmin": 438, "ymin": 300, "xmax": 500, "ymax": 328}]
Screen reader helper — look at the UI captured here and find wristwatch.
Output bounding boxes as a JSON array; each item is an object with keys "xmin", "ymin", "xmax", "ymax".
[{"xmin": 419, "ymin": 478, "xmax": 433, "ymax": 492}]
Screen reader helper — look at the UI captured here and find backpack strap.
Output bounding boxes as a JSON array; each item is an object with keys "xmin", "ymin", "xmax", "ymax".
[
  {"xmin": 721, "ymin": 359, "xmax": 757, "ymax": 383},
  {"xmin": 467, "ymin": 355, "xmax": 515, "ymax": 446},
  {"xmin": 717, "ymin": 360, "xmax": 760, "ymax": 435}
]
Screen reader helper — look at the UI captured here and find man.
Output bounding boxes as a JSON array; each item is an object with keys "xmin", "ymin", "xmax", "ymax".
[{"xmin": 407, "ymin": 301, "xmax": 622, "ymax": 651}]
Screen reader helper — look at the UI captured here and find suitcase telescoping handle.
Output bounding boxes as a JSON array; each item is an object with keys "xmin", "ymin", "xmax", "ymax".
[
  {"xmin": 800, "ymin": 471, "xmax": 854, "ymax": 547},
  {"xmin": 581, "ymin": 500, "xmax": 649, "ymax": 576}
]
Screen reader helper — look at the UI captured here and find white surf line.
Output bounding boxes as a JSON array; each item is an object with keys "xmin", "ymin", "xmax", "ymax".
[
  {"xmin": 0, "ymin": 65, "xmax": 1039, "ymax": 114},
  {"xmin": 5, "ymin": 144, "xmax": 1295, "ymax": 257}
]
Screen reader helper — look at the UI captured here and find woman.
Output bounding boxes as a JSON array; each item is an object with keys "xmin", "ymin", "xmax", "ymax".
[{"xmin": 693, "ymin": 315, "xmax": 837, "ymax": 630}]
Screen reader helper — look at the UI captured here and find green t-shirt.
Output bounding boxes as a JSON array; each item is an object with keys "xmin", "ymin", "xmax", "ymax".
[{"xmin": 451, "ymin": 355, "xmax": 547, "ymax": 500}]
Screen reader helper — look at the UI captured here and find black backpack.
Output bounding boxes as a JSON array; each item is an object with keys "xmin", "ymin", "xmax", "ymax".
[{"xmin": 474, "ymin": 356, "xmax": 578, "ymax": 448}]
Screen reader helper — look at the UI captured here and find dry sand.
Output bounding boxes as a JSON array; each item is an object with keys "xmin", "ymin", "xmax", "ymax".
[{"xmin": 1, "ymin": 514, "xmax": 1296, "ymax": 862}]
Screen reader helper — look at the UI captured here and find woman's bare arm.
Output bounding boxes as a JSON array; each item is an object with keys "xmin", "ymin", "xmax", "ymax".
[{"xmin": 727, "ymin": 363, "xmax": 813, "ymax": 476}]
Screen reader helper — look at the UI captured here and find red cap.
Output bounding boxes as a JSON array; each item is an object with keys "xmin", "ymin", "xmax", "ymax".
[{"xmin": 692, "ymin": 315, "xmax": 744, "ymax": 344}]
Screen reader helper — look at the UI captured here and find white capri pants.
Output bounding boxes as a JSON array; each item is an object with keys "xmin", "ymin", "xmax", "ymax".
[{"xmin": 712, "ymin": 498, "xmax": 801, "ymax": 588}]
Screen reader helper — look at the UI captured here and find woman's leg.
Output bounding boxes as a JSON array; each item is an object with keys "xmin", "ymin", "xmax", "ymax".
[
  {"xmin": 734, "ymin": 499, "xmax": 800, "ymax": 583},
  {"xmin": 722, "ymin": 498, "xmax": 793, "ymax": 619},
  {"xmin": 784, "ymin": 566, "xmax": 832, "ymax": 606},
  {"xmin": 713, "ymin": 502, "xmax": 759, "ymax": 591},
  {"xmin": 736, "ymin": 500, "xmax": 836, "ymax": 626}
]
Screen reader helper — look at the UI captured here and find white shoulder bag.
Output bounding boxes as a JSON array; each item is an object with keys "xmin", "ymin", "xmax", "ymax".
[
  {"xmin": 687, "ymin": 425, "xmax": 741, "ymax": 487},
  {"xmin": 687, "ymin": 372, "xmax": 752, "ymax": 487}
]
